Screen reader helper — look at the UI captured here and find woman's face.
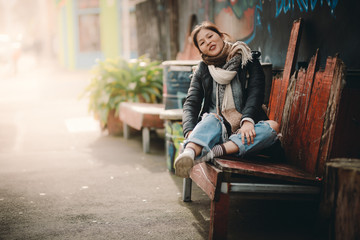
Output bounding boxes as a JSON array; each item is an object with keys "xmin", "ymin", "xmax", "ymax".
[{"xmin": 196, "ymin": 28, "xmax": 224, "ymax": 57}]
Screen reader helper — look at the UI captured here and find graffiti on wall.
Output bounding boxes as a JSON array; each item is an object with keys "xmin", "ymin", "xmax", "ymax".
[
  {"xmin": 209, "ymin": 0, "xmax": 360, "ymax": 70},
  {"xmin": 275, "ymin": 0, "xmax": 339, "ymax": 17},
  {"xmin": 214, "ymin": 0, "xmax": 259, "ymax": 41},
  {"xmin": 214, "ymin": 0, "xmax": 339, "ymax": 43}
]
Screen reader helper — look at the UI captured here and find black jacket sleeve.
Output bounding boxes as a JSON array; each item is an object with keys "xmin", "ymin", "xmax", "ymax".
[
  {"xmin": 182, "ymin": 62, "xmax": 206, "ymax": 137},
  {"xmin": 240, "ymin": 51, "xmax": 266, "ymax": 123}
]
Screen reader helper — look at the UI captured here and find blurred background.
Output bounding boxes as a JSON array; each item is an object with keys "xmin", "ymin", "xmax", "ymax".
[
  {"xmin": 0, "ymin": 1, "xmax": 359, "ymax": 158},
  {"xmin": 1, "ymin": 0, "xmax": 359, "ymax": 75}
]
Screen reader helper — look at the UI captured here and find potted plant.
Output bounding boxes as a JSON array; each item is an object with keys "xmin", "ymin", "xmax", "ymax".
[{"xmin": 82, "ymin": 56, "xmax": 163, "ymax": 135}]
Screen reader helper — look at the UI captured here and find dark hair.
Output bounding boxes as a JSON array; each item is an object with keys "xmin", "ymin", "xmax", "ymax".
[{"xmin": 191, "ymin": 21, "xmax": 229, "ymax": 52}]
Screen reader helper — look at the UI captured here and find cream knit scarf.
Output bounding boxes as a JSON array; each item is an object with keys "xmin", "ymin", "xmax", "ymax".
[{"xmin": 205, "ymin": 41, "xmax": 253, "ymax": 132}]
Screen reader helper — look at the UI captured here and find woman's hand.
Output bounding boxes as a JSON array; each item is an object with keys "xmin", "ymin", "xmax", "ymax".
[{"xmin": 237, "ymin": 121, "xmax": 256, "ymax": 145}]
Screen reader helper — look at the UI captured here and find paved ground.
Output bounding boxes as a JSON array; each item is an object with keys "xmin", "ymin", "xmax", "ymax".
[{"xmin": 0, "ymin": 56, "xmax": 324, "ymax": 240}]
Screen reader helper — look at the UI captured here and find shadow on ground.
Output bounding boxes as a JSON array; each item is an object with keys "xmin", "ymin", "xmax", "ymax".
[{"xmin": 87, "ymin": 129, "xmax": 324, "ymax": 240}]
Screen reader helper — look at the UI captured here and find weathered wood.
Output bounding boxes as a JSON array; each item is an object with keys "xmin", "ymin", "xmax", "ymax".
[
  {"xmin": 301, "ymin": 70, "xmax": 327, "ymax": 173},
  {"xmin": 283, "ymin": 52, "xmax": 319, "ymax": 167},
  {"xmin": 275, "ymin": 18, "xmax": 303, "ymax": 125},
  {"xmin": 214, "ymin": 159, "xmax": 320, "ymax": 185},
  {"xmin": 209, "ymin": 193, "xmax": 230, "ymax": 240},
  {"xmin": 320, "ymin": 158, "xmax": 360, "ymax": 240},
  {"xmin": 279, "ymin": 71, "xmax": 297, "ymax": 150},
  {"xmin": 301, "ymin": 50, "xmax": 319, "ymax": 119},
  {"xmin": 282, "ymin": 69, "xmax": 306, "ymax": 165},
  {"xmin": 267, "ymin": 75, "xmax": 282, "ymax": 120},
  {"xmin": 317, "ymin": 57, "xmax": 346, "ymax": 176},
  {"xmin": 286, "ymin": 52, "xmax": 318, "ymax": 134},
  {"xmin": 302, "ymin": 57, "xmax": 339, "ymax": 174},
  {"xmin": 119, "ymin": 102, "xmax": 165, "ymax": 130},
  {"xmin": 189, "ymin": 163, "xmax": 223, "ymax": 201}
]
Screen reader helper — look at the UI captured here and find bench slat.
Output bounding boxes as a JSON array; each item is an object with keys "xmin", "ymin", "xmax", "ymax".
[
  {"xmin": 300, "ymin": 56, "xmax": 339, "ymax": 174},
  {"xmin": 190, "ymin": 162, "xmax": 223, "ymax": 201},
  {"xmin": 228, "ymin": 183, "xmax": 320, "ymax": 194},
  {"xmin": 282, "ymin": 52, "xmax": 318, "ymax": 167},
  {"xmin": 267, "ymin": 76, "xmax": 282, "ymax": 120},
  {"xmin": 317, "ymin": 57, "xmax": 346, "ymax": 176},
  {"xmin": 275, "ymin": 18, "xmax": 303, "ymax": 125},
  {"xmin": 214, "ymin": 159, "xmax": 320, "ymax": 185}
]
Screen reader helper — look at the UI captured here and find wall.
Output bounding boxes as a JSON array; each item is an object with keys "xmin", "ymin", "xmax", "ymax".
[
  {"xmin": 135, "ymin": 0, "xmax": 163, "ymax": 60},
  {"xmin": 135, "ymin": 0, "xmax": 180, "ymax": 61},
  {"xmin": 214, "ymin": 0, "xmax": 360, "ymax": 69},
  {"xmin": 177, "ymin": 0, "xmax": 360, "ymax": 70},
  {"xmin": 100, "ymin": 0, "xmax": 121, "ymax": 59},
  {"xmin": 176, "ymin": 0, "xmax": 215, "ymax": 60},
  {"xmin": 57, "ymin": 0, "xmax": 122, "ymax": 69},
  {"xmin": 62, "ymin": 1, "xmax": 76, "ymax": 69}
]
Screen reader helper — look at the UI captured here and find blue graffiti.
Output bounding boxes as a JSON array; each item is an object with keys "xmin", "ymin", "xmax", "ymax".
[
  {"xmin": 243, "ymin": 0, "xmax": 263, "ymax": 44},
  {"xmin": 224, "ymin": 0, "xmax": 257, "ymax": 19},
  {"xmin": 275, "ymin": 0, "xmax": 339, "ymax": 17},
  {"xmin": 221, "ymin": 0, "xmax": 339, "ymax": 44}
]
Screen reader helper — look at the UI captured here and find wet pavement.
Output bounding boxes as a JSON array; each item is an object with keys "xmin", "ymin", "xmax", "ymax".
[{"xmin": 0, "ymin": 56, "xmax": 323, "ymax": 240}]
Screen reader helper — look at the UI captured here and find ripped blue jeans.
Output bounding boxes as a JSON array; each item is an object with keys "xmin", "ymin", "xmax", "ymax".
[{"xmin": 183, "ymin": 113, "xmax": 278, "ymax": 159}]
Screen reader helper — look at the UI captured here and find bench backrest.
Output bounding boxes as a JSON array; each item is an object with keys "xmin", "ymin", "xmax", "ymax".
[{"xmin": 267, "ymin": 19, "xmax": 346, "ymax": 177}]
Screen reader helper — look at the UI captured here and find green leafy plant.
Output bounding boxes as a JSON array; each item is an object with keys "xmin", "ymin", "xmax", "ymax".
[{"xmin": 82, "ymin": 56, "xmax": 163, "ymax": 127}]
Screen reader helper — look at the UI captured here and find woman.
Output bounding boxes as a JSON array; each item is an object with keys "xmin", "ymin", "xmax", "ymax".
[{"xmin": 174, "ymin": 21, "xmax": 280, "ymax": 178}]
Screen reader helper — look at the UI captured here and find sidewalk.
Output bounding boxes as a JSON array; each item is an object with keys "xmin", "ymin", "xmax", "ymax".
[{"xmin": 0, "ymin": 57, "xmax": 321, "ymax": 240}]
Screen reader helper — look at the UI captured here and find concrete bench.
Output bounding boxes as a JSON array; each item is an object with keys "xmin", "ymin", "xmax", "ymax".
[
  {"xmin": 119, "ymin": 102, "xmax": 165, "ymax": 153},
  {"xmin": 160, "ymin": 109, "xmax": 184, "ymax": 172}
]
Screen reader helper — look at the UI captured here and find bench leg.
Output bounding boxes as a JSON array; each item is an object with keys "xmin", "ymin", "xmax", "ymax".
[
  {"xmin": 142, "ymin": 127, "xmax": 150, "ymax": 153},
  {"xmin": 182, "ymin": 178, "xmax": 192, "ymax": 202},
  {"xmin": 209, "ymin": 193, "xmax": 230, "ymax": 240},
  {"xmin": 123, "ymin": 123, "xmax": 130, "ymax": 139}
]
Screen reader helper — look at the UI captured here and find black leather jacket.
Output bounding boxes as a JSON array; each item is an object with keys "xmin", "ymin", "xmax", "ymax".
[{"xmin": 182, "ymin": 51, "xmax": 268, "ymax": 137}]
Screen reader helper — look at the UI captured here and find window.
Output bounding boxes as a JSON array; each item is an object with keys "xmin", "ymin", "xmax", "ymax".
[
  {"xmin": 78, "ymin": 14, "xmax": 101, "ymax": 52},
  {"xmin": 77, "ymin": 0, "xmax": 100, "ymax": 52}
]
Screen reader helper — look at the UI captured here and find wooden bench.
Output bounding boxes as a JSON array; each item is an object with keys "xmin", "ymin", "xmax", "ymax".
[
  {"xmin": 182, "ymin": 19, "xmax": 347, "ymax": 240},
  {"xmin": 119, "ymin": 102, "xmax": 165, "ymax": 153}
]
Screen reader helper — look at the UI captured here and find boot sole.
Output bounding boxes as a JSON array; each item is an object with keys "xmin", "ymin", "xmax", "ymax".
[{"xmin": 175, "ymin": 155, "xmax": 194, "ymax": 178}]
